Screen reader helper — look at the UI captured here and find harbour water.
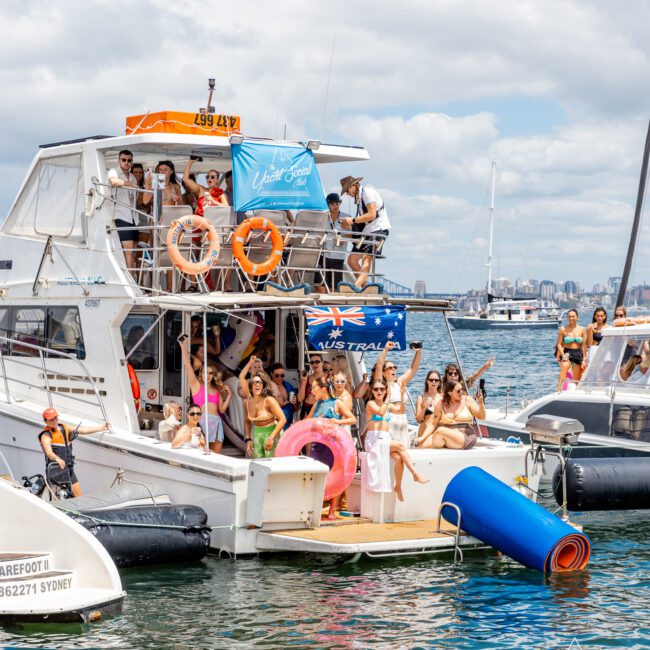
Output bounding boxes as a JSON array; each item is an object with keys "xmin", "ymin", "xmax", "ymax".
[{"xmin": 2, "ymin": 313, "xmax": 649, "ymax": 649}]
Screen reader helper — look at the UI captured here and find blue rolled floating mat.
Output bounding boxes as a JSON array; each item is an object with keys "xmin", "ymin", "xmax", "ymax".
[{"xmin": 441, "ymin": 466, "xmax": 590, "ymax": 572}]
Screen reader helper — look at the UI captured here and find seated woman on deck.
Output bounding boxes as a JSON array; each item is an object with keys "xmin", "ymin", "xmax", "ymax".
[
  {"xmin": 417, "ymin": 380, "xmax": 485, "ymax": 450},
  {"xmin": 365, "ymin": 379, "xmax": 428, "ymax": 501},
  {"xmin": 305, "ymin": 376, "xmax": 357, "ymax": 519},
  {"xmin": 171, "ymin": 406, "xmax": 207, "ymax": 451},
  {"xmin": 244, "ymin": 374, "xmax": 286, "ymax": 458},
  {"xmin": 415, "ymin": 370, "xmax": 442, "ymax": 447}
]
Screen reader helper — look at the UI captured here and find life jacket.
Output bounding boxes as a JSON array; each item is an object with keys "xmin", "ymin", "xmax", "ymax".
[{"xmin": 38, "ymin": 424, "xmax": 74, "ymax": 465}]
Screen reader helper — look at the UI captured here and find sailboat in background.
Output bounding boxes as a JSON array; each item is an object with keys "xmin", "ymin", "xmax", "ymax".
[{"xmin": 448, "ymin": 162, "xmax": 561, "ymax": 330}]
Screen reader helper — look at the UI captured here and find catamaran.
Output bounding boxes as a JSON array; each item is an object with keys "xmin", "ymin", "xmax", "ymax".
[{"xmin": 0, "ymin": 103, "xmax": 540, "ymax": 559}]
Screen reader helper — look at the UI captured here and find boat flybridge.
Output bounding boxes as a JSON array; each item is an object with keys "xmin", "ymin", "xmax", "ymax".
[
  {"xmin": 484, "ymin": 321, "xmax": 650, "ymax": 457},
  {"xmin": 0, "ymin": 111, "xmax": 535, "ymax": 558}
]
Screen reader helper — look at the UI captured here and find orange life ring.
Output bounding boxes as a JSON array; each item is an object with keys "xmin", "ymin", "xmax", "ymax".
[
  {"xmin": 232, "ymin": 217, "xmax": 284, "ymax": 276},
  {"xmin": 127, "ymin": 363, "xmax": 141, "ymax": 412},
  {"xmin": 166, "ymin": 215, "xmax": 220, "ymax": 276}
]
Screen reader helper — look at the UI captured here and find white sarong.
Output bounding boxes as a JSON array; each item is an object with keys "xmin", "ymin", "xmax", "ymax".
[{"xmin": 364, "ymin": 429, "xmax": 392, "ymax": 493}]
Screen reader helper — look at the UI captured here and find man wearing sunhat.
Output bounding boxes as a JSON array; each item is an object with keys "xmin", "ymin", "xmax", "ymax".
[
  {"xmin": 317, "ymin": 192, "xmax": 351, "ymax": 292},
  {"xmin": 38, "ymin": 408, "xmax": 111, "ymax": 497},
  {"xmin": 339, "ymin": 176, "xmax": 391, "ymax": 288}
]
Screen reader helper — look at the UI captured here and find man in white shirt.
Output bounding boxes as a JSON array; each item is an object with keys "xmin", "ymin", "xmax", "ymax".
[
  {"xmin": 339, "ymin": 176, "xmax": 391, "ymax": 289},
  {"xmin": 107, "ymin": 149, "xmax": 138, "ymax": 272}
]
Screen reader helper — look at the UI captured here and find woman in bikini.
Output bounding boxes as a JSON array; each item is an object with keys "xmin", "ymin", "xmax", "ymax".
[
  {"xmin": 180, "ymin": 340, "xmax": 231, "ymax": 453},
  {"xmin": 418, "ymin": 380, "xmax": 484, "ymax": 450},
  {"xmin": 415, "ymin": 370, "xmax": 442, "ymax": 447},
  {"xmin": 365, "ymin": 379, "xmax": 428, "ymax": 501},
  {"xmin": 143, "ymin": 160, "xmax": 183, "ymax": 207},
  {"xmin": 306, "ymin": 376, "xmax": 357, "ymax": 519},
  {"xmin": 587, "ymin": 307, "xmax": 608, "ymax": 362},
  {"xmin": 182, "ymin": 159, "xmax": 229, "ymax": 215},
  {"xmin": 556, "ymin": 308, "xmax": 587, "ymax": 388},
  {"xmin": 244, "ymin": 375, "xmax": 286, "ymax": 459}
]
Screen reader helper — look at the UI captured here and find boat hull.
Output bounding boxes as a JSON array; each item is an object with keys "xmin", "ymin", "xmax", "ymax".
[{"xmin": 448, "ymin": 317, "xmax": 561, "ymax": 330}]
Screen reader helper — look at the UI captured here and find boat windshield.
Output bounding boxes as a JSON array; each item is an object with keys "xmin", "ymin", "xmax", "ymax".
[{"xmin": 581, "ymin": 335, "xmax": 650, "ymax": 390}]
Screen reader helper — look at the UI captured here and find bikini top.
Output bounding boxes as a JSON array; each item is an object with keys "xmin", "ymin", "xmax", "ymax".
[
  {"xmin": 369, "ymin": 403, "xmax": 391, "ymax": 423},
  {"xmin": 563, "ymin": 336, "xmax": 583, "ymax": 344},
  {"xmin": 313, "ymin": 398, "xmax": 338, "ymax": 420},
  {"xmin": 592, "ymin": 331, "xmax": 603, "ymax": 343},
  {"xmin": 247, "ymin": 397, "xmax": 274, "ymax": 423},
  {"xmin": 192, "ymin": 388, "xmax": 219, "ymax": 408},
  {"xmin": 439, "ymin": 398, "xmax": 473, "ymax": 425}
]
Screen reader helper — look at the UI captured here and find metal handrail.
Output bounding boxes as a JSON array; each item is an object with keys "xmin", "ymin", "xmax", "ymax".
[{"xmin": 0, "ymin": 334, "xmax": 110, "ymax": 425}]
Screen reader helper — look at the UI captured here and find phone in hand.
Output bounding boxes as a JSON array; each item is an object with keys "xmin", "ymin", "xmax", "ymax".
[
  {"xmin": 177, "ymin": 333, "xmax": 188, "ymax": 344},
  {"xmin": 410, "ymin": 341, "xmax": 423, "ymax": 350},
  {"xmin": 478, "ymin": 378, "xmax": 487, "ymax": 400},
  {"xmin": 190, "ymin": 155, "xmax": 203, "ymax": 162}
]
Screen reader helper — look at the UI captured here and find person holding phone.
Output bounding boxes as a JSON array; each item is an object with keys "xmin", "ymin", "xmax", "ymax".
[
  {"xmin": 374, "ymin": 341, "xmax": 422, "ymax": 447},
  {"xmin": 182, "ymin": 158, "xmax": 228, "ymax": 216},
  {"xmin": 415, "ymin": 370, "xmax": 442, "ymax": 447},
  {"xmin": 297, "ymin": 353, "xmax": 325, "ymax": 419},
  {"xmin": 171, "ymin": 406, "xmax": 207, "ymax": 451}
]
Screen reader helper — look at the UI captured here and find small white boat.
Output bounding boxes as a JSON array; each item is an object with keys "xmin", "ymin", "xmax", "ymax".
[
  {"xmin": 449, "ymin": 163, "xmax": 560, "ymax": 330},
  {"xmin": 0, "ymin": 461, "xmax": 125, "ymax": 623}
]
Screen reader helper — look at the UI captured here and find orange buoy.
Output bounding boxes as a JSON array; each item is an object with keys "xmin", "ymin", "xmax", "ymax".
[
  {"xmin": 127, "ymin": 363, "xmax": 141, "ymax": 412},
  {"xmin": 166, "ymin": 215, "xmax": 220, "ymax": 276},
  {"xmin": 232, "ymin": 217, "xmax": 284, "ymax": 276}
]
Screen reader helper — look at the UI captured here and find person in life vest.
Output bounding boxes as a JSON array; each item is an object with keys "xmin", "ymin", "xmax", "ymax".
[{"xmin": 38, "ymin": 408, "xmax": 111, "ymax": 497}]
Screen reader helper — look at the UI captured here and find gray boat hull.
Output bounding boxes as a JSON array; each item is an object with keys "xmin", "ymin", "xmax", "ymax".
[{"xmin": 448, "ymin": 317, "xmax": 561, "ymax": 330}]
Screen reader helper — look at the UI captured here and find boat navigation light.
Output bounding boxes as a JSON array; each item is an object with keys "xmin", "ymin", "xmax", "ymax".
[
  {"xmin": 229, "ymin": 134, "xmax": 245, "ymax": 145},
  {"xmin": 306, "ymin": 140, "xmax": 321, "ymax": 151}
]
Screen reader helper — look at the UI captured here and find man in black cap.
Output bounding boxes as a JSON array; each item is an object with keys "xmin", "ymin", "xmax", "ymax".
[
  {"xmin": 339, "ymin": 176, "xmax": 391, "ymax": 288},
  {"xmin": 317, "ymin": 192, "xmax": 351, "ymax": 292}
]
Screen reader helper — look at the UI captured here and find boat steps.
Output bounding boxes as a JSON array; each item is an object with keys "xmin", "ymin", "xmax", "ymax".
[{"xmin": 256, "ymin": 519, "xmax": 488, "ymax": 557}]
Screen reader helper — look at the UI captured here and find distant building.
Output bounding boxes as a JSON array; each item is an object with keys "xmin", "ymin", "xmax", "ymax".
[
  {"xmin": 564, "ymin": 281, "xmax": 578, "ymax": 297},
  {"xmin": 539, "ymin": 280, "xmax": 555, "ymax": 300},
  {"xmin": 414, "ymin": 280, "xmax": 426, "ymax": 298}
]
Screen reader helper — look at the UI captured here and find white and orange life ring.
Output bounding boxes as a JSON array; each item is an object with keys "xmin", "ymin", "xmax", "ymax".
[
  {"xmin": 166, "ymin": 215, "xmax": 220, "ymax": 276},
  {"xmin": 127, "ymin": 362, "xmax": 141, "ymax": 412},
  {"xmin": 232, "ymin": 217, "xmax": 284, "ymax": 276}
]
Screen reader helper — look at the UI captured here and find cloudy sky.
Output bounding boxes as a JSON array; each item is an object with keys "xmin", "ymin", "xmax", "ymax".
[{"xmin": 2, "ymin": 0, "xmax": 650, "ymax": 292}]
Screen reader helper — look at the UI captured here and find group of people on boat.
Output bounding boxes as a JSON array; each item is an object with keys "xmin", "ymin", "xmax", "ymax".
[
  {"xmin": 555, "ymin": 305, "xmax": 629, "ymax": 390},
  {"xmin": 108, "ymin": 151, "xmax": 389, "ymax": 290}
]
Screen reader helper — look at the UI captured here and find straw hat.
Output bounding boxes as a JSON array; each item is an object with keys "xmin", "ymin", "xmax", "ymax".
[{"xmin": 340, "ymin": 176, "xmax": 363, "ymax": 195}]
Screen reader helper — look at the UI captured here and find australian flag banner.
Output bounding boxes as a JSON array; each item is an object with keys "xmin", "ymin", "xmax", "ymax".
[
  {"xmin": 305, "ymin": 305, "xmax": 407, "ymax": 352},
  {"xmin": 231, "ymin": 141, "xmax": 328, "ymax": 212}
]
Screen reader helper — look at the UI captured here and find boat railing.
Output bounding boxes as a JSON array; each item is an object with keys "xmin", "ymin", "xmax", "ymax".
[
  {"xmin": 93, "ymin": 180, "xmax": 387, "ymax": 294},
  {"xmin": 0, "ymin": 334, "xmax": 109, "ymax": 424}
]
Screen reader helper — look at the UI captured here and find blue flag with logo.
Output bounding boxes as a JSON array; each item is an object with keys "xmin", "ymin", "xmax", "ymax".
[
  {"xmin": 305, "ymin": 305, "xmax": 407, "ymax": 352},
  {"xmin": 231, "ymin": 141, "xmax": 328, "ymax": 212}
]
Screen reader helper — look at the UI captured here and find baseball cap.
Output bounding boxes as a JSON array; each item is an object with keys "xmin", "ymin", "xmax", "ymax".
[
  {"xmin": 42, "ymin": 408, "xmax": 59, "ymax": 421},
  {"xmin": 326, "ymin": 192, "xmax": 341, "ymax": 204}
]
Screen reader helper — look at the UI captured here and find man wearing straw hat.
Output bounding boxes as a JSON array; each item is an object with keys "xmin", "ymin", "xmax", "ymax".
[{"xmin": 339, "ymin": 176, "xmax": 391, "ymax": 289}]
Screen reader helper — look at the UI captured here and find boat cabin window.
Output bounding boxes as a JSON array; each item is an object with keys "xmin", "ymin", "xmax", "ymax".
[
  {"xmin": 0, "ymin": 306, "xmax": 85, "ymax": 359},
  {"xmin": 581, "ymin": 335, "xmax": 650, "ymax": 388},
  {"xmin": 4, "ymin": 154, "xmax": 85, "ymax": 241},
  {"xmin": 121, "ymin": 314, "xmax": 159, "ymax": 370}
]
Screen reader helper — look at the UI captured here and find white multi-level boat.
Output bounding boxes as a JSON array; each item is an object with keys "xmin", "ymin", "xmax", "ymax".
[{"xmin": 0, "ymin": 107, "xmax": 536, "ymax": 559}]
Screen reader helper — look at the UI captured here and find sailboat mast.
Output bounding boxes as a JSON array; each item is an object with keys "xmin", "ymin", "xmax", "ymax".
[
  {"xmin": 617, "ymin": 120, "xmax": 650, "ymax": 307},
  {"xmin": 486, "ymin": 162, "xmax": 496, "ymax": 297}
]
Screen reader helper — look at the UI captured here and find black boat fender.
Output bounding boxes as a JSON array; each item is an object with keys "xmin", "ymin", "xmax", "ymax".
[
  {"xmin": 553, "ymin": 457, "xmax": 650, "ymax": 511},
  {"xmin": 65, "ymin": 504, "xmax": 211, "ymax": 568}
]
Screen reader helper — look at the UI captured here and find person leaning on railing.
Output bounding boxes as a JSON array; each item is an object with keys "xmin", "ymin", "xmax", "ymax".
[{"xmin": 38, "ymin": 408, "xmax": 111, "ymax": 497}]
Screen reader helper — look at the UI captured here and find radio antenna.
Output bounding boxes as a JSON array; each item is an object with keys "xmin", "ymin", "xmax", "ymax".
[{"xmin": 320, "ymin": 33, "xmax": 337, "ymax": 141}]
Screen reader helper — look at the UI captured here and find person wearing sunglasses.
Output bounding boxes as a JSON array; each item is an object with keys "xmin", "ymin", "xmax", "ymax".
[
  {"xmin": 107, "ymin": 149, "xmax": 139, "ymax": 272},
  {"xmin": 244, "ymin": 374, "xmax": 286, "ymax": 458},
  {"xmin": 443, "ymin": 358, "xmax": 494, "ymax": 391},
  {"xmin": 180, "ymin": 339, "xmax": 231, "ymax": 453},
  {"xmin": 365, "ymin": 380, "xmax": 428, "ymax": 500},
  {"xmin": 374, "ymin": 340, "xmax": 422, "ymax": 448},
  {"xmin": 297, "ymin": 353, "xmax": 325, "ymax": 419},
  {"xmin": 171, "ymin": 407, "xmax": 207, "ymax": 450},
  {"xmin": 417, "ymin": 379, "xmax": 485, "ymax": 450},
  {"xmin": 182, "ymin": 158, "xmax": 229, "ymax": 217},
  {"xmin": 415, "ymin": 371, "xmax": 442, "ymax": 446},
  {"xmin": 269, "ymin": 362, "xmax": 298, "ymax": 430},
  {"xmin": 305, "ymin": 376, "xmax": 357, "ymax": 519}
]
